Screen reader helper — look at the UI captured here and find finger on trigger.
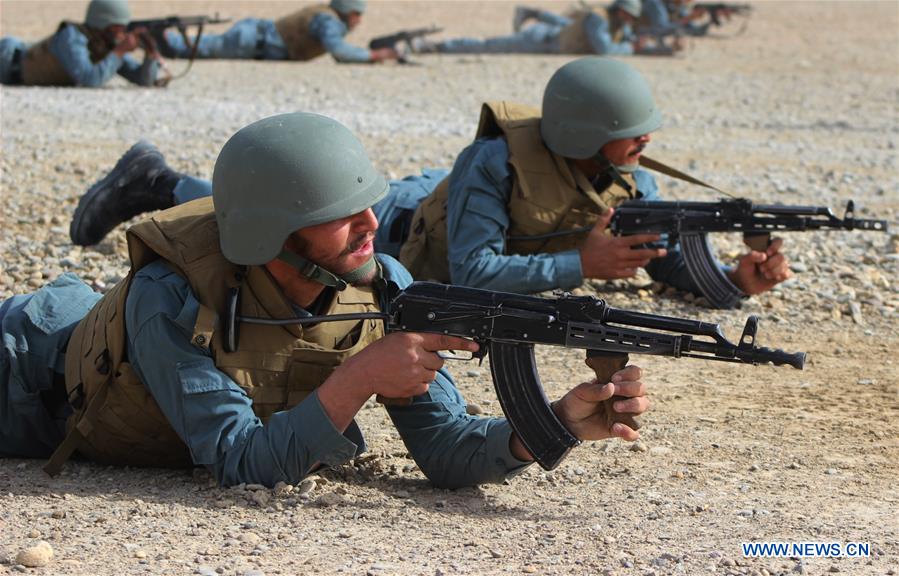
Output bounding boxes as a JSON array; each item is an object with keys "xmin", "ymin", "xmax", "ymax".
[
  {"xmin": 430, "ymin": 334, "xmax": 478, "ymax": 353},
  {"xmin": 623, "ymin": 234, "xmax": 662, "ymax": 247}
]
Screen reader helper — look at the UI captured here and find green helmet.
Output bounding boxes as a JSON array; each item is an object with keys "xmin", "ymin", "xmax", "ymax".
[
  {"xmin": 213, "ymin": 112, "xmax": 388, "ymax": 287},
  {"xmin": 329, "ymin": 0, "xmax": 367, "ymax": 16},
  {"xmin": 85, "ymin": 0, "xmax": 131, "ymax": 29},
  {"xmin": 540, "ymin": 56, "xmax": 661, "ymax": 160},
  {"xmin": 611, "ymin": 0, "xmax": 642, "ymax": 18}
]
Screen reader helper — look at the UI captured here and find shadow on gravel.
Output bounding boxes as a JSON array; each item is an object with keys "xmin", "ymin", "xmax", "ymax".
[
  {"xmin": 0, "ymin": 458, "xmax": 211, "ymax": 510},
  {"xmin": 0, "ymin": 460, "xmax": 569, "ymax": 522},
  {"xmin": 316, "ymin": 468, "xmax": 576, "ymax": 522}
]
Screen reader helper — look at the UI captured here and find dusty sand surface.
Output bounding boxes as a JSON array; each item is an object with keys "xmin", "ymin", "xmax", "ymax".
[{"xmin": 1, "ymin": 1, "xmax": 898, "ymax": 575}]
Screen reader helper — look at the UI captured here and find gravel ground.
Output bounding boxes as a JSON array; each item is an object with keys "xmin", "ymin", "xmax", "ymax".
[{"xmin": 1, "ymin": 2, "xmax": 898, "ymax": 575}]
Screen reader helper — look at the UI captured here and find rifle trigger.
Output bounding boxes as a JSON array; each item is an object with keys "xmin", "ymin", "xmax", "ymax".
[{"xmin": 437, "ymin": 350, "xmax": 474, "ymax": 361}]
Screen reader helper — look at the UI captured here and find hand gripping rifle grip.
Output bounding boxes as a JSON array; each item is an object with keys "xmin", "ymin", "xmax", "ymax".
[
  {"xmin": 489, "ymin": 341, "xmax": 580, "ymax": 470},
  {"xmin": 585, "ymin": 351, "xmax": 641, "ymax": 432}
]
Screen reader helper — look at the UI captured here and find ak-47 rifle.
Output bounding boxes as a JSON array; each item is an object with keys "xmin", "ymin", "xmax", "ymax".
[
  {"xmin": 693, "ymin": 2, "xmax": 753, "ymax": 27},
  {"xmin": 369, "ymin": 26, "xmax": 443, "ymax": 64},
  {"xmin": 610, "ymin": 199, "xmax": 888, "ymax": 309},
  {"xmin": 224, "ymin": 280, "xmax": 805, "ymax": 470},
  {"xmin": 128, "ymin": 14, "xmax": 231, "ymax": 81}
]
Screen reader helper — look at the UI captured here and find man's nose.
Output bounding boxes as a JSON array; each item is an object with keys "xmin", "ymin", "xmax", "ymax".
[{"xmin": 353, "ymin": 208, "xmax": 378, "ymax": 232}]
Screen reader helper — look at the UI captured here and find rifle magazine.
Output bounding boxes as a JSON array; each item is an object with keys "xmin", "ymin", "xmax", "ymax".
[
  {"xmin": 681, "ymin": 233, "xmax": 743, "ymax": 309},
  {"xmin": 488, "ymin": 341, "xmax": 579, "ymax": 470}
]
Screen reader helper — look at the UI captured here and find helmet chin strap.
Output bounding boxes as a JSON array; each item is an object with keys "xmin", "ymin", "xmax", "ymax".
[
  {"xmin": 276, "ymin": 249, "xmax": 379, "ymax": 291},
  {"xmin": 591, "ymin": 151, "xmax": 636, "ymax": 192}
]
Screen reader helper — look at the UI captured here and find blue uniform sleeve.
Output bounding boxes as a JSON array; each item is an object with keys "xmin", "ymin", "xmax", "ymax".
[
  {"xmin": 584, "ymin": 13, "xmax": 634, "ymax": 55},
  {"xmin": 115, "ymin": 53, "xmax": 158, "ymax": 86},
  {"xmin": 49, "ymin": 24, "xmax": 122, "ymax": 86},
  {"xmin": 378, "ymin": 254, "xmax": 533, "ymax": 487},
  {"xmin": 387, "ymin": 371, "xmax": 532, "ymax": 489},
  {"xmin": 124, "ymin": 261, "xmax": 360, "ymax": 487},
  {"xmin": 49, "ymin": 24, "xmax": 157, "ymax": 87},
  {"xmin": 445, "ymin": 139, "xmax": 584, "ymax": 293},
  {"xmin": 636, "ymin": 170, "xmax": 731, "ymax": 294},
  {"xmin": 308, "ymin": 13, "xmax": 371, "ymax": 63}
]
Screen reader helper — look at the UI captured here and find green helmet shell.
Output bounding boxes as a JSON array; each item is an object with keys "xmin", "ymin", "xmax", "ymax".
[
  {"xmin": 85, "ymin": 0, "xmax": 131, "ymax": 29},
  {"xmin": 611, "ymin": 0, "xmax": 643, "ymax": 18},
  {"xmin": 329, "ymin": 0, "xmax": 367, "ymax": 15},
  {"xmin": 540, "ymin": 57, "xmax": 662, "ymax": 159},
  {"xmin": 213, "ymin": 112, "xmax": 388, "ymax": 266}
]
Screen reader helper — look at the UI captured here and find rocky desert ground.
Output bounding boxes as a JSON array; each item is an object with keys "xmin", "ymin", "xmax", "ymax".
[{"xmin": 1, "ymin": 1, "xmax": 897, "ymax": 575}]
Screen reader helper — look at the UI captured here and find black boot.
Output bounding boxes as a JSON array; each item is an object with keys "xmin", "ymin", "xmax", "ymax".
[
  {"xmin": 513, "ymin": 6, "xmax": 539, "ymax": 31},
  {"xmin": 70, "ymin": 140, "xmax": 178, "ymax": 246}
]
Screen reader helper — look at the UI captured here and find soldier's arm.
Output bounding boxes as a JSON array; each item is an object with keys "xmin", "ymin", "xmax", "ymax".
[
  {"xmin": 378, "ymin": 256, "xmax": 532, "ymax": 488},
  {"xmin": 115, "ymin": 54, "xmax": 159, "ymax": 87},
  {"xmin": 308, "ymin": 13, "xmax": 372, "ymax": 63},
  {"xmin": 124, "ymin": 260, "xmax": 363, "ymax": 487},
  {"xmin": 584, "ymin": 13, "xmax": 635, "ymax": 55},
  {"xmin": 387, "ymin": 371, "xmax": 533, "ymax": 488},
  {"xmin": 49, "ymin": 24, "xmax": 123, "ymax": 87},
  {"xmin": 445, "ymin": 139, "xmax": 583, "ymax": 293}
]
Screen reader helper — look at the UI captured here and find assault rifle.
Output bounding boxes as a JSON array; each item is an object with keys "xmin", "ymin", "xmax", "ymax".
[
  {"xmin": 694, "ymin": 3, "xmax": 753, "ymax": 27},
  {"xmin": 127, "ymin": 14, "xmax": 231, "ymax": 81},
  {"xmin": 224, "ymin": 281, "xmax": 805, "ymax": 470},
  {"xmin": 609, "ymin": 199, "xmax": 888, "ymax": 309},
  {"xmin": 369, "ymin": 26, "xmax": 443, "ymax": 64},
  {"xmin": 127, "ymin": 15, "xmax": 232, "ymax": 33}
]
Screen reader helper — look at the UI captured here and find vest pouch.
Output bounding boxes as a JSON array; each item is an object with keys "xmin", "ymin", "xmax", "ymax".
[
  {"xmin": 398, "ymin": 186, "xmax": 452, "ymax": 282},
  {"xmin": 77, "ymin": 361, "xmax": 192, "ymax": 467}
]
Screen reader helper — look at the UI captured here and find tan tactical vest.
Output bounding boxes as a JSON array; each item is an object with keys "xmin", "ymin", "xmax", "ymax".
[
  {"xmin": 50, "ymin": 197, "xmax": 384, "ymax": 471},
  {"xmin": 399, "ymin": 102, "xmax": 637, "ymax": 282},
  {"xmin": 557, "ymin": 8, "xmax": 625, "ymax": 54},
  {"xmin": 22, "ymin": 22, "xmax": 112, "ymax": 86},
  {"xmin": 274, "ymin": 5, "xmax": 343, "ymax": 61}
]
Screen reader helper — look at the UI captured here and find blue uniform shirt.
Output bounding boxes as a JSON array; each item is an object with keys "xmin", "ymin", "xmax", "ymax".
[
  {"xmin": 51, "ymin": 23, "xmax": 158, "ymax": 87},
  {"xmin": 308, "ymin": 13, "xmax": 371, "ymax": 63},
  {"xmin": 640, "ymin": 0, "xmax": 679, "ymax": 37},
  {"xmin": 444, "ymin": 137, "xmax": 707, "ymax": 295},
  {"xmin": 583, "ymin": 12, "xmax": 635, "ymax": 55},
  {"xmin": 123, "ymin": 254, "xmax": 530, "ymax": 488}
]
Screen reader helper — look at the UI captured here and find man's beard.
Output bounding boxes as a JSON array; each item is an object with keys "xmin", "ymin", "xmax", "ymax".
[{"xmin": 291, "ymin": 232, "xmax": 378, "ymax": 286}]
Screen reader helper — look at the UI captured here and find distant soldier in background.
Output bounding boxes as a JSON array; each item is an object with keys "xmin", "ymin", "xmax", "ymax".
[
  {"xmin": 410, "ymin": 0, "xmax": 677, "ymax": 57},
  {"xmin": 0, "ymin": 0, "xmax": 164, "ymax": 87},
  {"xmin": 638, "ymin": 0, "xmax": 711, "ymax": 40},
  {"xmin": 152, "ymin": 0, "xmax": 399, "ymax": 64}
]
